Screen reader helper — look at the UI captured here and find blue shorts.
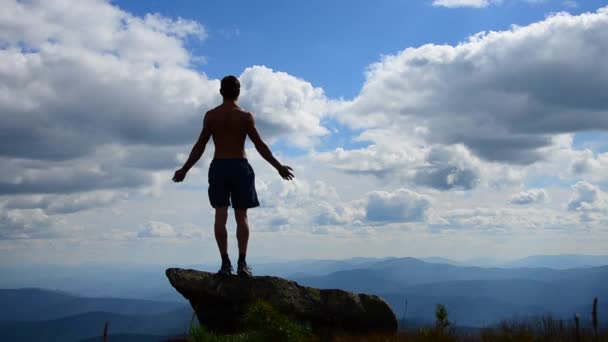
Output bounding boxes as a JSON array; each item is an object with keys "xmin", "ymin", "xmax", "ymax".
[{"xmin": 208, "ymin": 159, "xmax": 260, "ymax": 209}]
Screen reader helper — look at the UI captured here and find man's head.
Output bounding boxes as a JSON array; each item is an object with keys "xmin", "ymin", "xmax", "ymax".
[{"xmin": 220, "ymin": 75, "xmax": 240, "ymax": 101}]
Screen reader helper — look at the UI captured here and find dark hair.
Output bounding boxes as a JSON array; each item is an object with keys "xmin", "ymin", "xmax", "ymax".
[{"xmin": 220, "ymin": 75, "xmax": 240, "ymax": 100}]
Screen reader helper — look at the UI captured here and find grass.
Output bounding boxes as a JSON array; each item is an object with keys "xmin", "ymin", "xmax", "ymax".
[{"xmin": 182, "ymin": 300, "xmax": 315, "ymax": 342}]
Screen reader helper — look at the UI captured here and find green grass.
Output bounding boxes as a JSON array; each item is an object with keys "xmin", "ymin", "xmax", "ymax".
[{"xmin": 185, "ymin": 300, "xmax": 314, "ymax": 342}]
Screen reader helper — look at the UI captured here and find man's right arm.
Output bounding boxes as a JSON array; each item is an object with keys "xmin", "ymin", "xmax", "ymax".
[{"xmin": 245, "ymin": 112, "xmax": 294, "ymax": 180}]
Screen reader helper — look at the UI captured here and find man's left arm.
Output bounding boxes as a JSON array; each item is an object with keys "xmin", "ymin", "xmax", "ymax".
[{"xmin": 172, "ymin": 113, "xmax": 211, "ymax": 182}]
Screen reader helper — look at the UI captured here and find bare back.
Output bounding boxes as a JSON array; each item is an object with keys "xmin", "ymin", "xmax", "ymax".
[{"xmin": 205, "ymin": 104, "xmax": 251, "ymax": 159}]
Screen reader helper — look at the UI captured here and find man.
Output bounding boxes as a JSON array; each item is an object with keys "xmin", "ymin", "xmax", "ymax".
[{"xmin": 172, "ymin": 75, "xmax": 294, "ymax": 277}]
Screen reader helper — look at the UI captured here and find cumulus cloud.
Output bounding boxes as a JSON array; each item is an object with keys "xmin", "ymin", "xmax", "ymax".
[
  {"xmin": 365, "ymin": 189, "xmax": 431, "ymax": 222},
  {"xmin": 312, "ymin": 144, "xmax": 416, "ymax": 178},
  {"xmin": 0, "ymin": 208, "xmax": 67, "ymax": 240},
  {"xmin": 137, "ymin": 221, "xmax": 206, "ymax": 239},
  {"xmin": 0, "ymin": 156, "xmax": 153, "ymax": 195},
  {"xmin": 413, "ymin": 145, "xmax": 481, "ymax": 190},
  {"xmin": 239, "ymin": 66, "xmax": 331, "ymax": 148},
  {"xmin": 0, "ymin": 0, "xmax": 216, "ymax": 160},
  {"xmin": 569, "ymin": 150, "xmax": 608, "ymax": 182},
  {"xmin": 430, "ymin": 206, "xmax": 579, "ymax": 232},
  {"xmin": 339, "ymin": 7, "xmax": 608, "ymax": 164},
  {"xmin": 510, "ymin": 188, "xmax": 549, "ymax": 205},
  {"xmin": 567, "ymin": 181, "xmax": 606, "ymax": 212},
  {"xmin": 138, "ymin": 221, "xmax": 178, "ymax": 238},
  {"xmin": 0, "ymin": 0, "xmax": 217, "ymax": 205},
  {"xmin": 3, "ymin": 191, "xmax": 126, "ymax": 215},
  {"xmin": 315, "ymin": 201, "xmax": 365, "ymax": 226},
  {"xmin": 314, "ymin": 188, "xmax": 431, "ymax": 225},
  {"xmin": 0, "ymin": 0, "xmax": 332, "ymax": 214},
  {"xmin": 312, "ymin": 133, "xmax": 485, "ymax": 191},
  {"xmin": 2, "ymin": 0, "xmax": 608, "ymax": 247}
]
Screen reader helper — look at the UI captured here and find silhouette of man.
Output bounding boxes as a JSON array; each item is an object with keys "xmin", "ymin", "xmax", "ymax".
[{"xmin": 172, "ymin": 75, "xmax": 294, "ymax": 277}]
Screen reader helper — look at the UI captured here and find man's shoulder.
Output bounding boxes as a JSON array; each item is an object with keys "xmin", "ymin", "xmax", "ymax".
[
  {"xmin": 228, "ymin": 107, "xmax": 253, "ymax": 121},
  {"xmin": 203, "ymin": 108, "xmax": 216, "ymax": 121},
  {"xmin": 231, "ymin": 105, "xmax": 251, "ymax": 115},
  {"xmin": 206, "ymin": 105, "xmax": 253, "ymax": 122},
  {"xmin": 241, "ymin": 109, "xmax": 254, "ymax": 118},
  {"xmin": 206, "ymin": 105, "xmax": 222, "ymax": 115}
]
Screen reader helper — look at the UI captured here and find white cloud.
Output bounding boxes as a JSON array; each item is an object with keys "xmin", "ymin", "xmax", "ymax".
[
  {"xmin": 0, "ymin": 0, "xmax": 218, "ymax": 204},
  {"xmin": 0, "ymin": 0, "xmax": 332, "ymax": 214},
  {"xmin": 431, "ymin": 206, "xmax": 580, "ymax": 232},
  {"xmin": 312, "ymin": 135, "xmax": 497, "ymax": 191},
  {"xmin": 239, "ymin": 66, "xmax": 331, "ymax": 148},
  {"xmin": 0, "ymin": 208, "xmax": 68, "ymax": 240},
  {"xmin": 365, "ymin": 189, "xmax": 431, "ymax": 223},
  {"xmin": 510, "ymin": 188, "xmax": 549, "ymax": 205},
  {"xmin": 567, "ymin": 181, "xmax": 606, "ymax": 212},
  {"xmin": 2, "ymin": 0, "xmax": 608, "ymax": 260},
  {"xmin": 137, "ymin": 221, "xmax": 206, "ymax": 239},
  {"xmin": 433, "ymin": 0, "xmax": 490, "ymax": 8},
  {"xmin": 563, "ymin": 1, "xmax": 579, "ymax": 9},
  {"xmin": 3, "ymin": 191, "xmax": 126, "ymax": 215},
  {"xmin": 138, "ymin": 221, "xmax": 177, "ymax": 238},
  {"xmin": 413, "ymin": 145, "xmax": 481, "ymax": 190},
  {"xmin": 315, "ymin": 201, "xmax": 365, "ymax": 226},
  {"xmin": 432, "ymin": 0, "xmax": 573, "ymax": 8},
  {"xmin": 313, "ymin": 188, "xmax": 431, "ymax": 225},
  {"xmin": 339, "ymin": 7, "xmax": 608, "ymax": 164},
  {"xmin": 569, "ymin": 150, "xmax": 608, "ymax": 182}
]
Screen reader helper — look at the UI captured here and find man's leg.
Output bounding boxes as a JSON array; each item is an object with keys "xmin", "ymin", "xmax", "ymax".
[
  {"xmin": 235, "ymin": 208, "xmax": 249, "ymax": 256},
  {"xmin": 214, "ymin": 206, "xmax": 232, "ymax": 275},
  {"xmin": 214, "ymin": 207, "xmax": 229, "ymax": 255},
  {"xmin": 235, "ymin": 208, "xmax": 252, "ymax": 276}
]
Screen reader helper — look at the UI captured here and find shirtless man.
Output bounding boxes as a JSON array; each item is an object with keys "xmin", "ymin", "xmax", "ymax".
[{"xmin": 172, "ymin": 75, "xmax": 294, "ymax": 277}]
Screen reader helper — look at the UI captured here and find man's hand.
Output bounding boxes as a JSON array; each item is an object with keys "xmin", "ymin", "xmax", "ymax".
[
  {"xmin": 278, "ymin": 165, "xmax": 294, "ymax": 180},
  {"xmin": 172, "ymin": 168, "xmax": 188, "ymax": 183}
]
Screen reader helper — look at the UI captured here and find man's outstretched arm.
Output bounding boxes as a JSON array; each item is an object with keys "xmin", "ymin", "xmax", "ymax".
[
  {"xmin": 172, "ymin": 113, "xmax": 211, "ymax": 182},
  {"xmin": 246, "ymin": 112, "xmax": 294, "ymax": 180}
]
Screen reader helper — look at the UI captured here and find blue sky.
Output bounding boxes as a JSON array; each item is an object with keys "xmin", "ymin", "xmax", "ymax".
[
  {"xmin": 115, "ymin": 0, "xmax": 608, "ymax": 161},
  {"xmin": 114, "ymin": 0, "xmax": 606, "ymax": 98},
  {"xmin": 1, "ymin": 0, "xmax": 608, "ymax": 266}
]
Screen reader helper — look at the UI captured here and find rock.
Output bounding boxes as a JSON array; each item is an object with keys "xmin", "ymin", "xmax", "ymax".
[{"xmin": 165, "ymin": 268, "xmax": 397, "ymax": 337}]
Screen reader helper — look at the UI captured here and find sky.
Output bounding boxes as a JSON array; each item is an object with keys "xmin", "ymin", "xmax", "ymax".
[{"xmin": 1, "ymin": 0, "xmax": 608, "ymax": 267}]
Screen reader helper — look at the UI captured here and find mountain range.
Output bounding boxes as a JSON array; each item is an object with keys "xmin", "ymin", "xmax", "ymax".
[{"xmin": 1, "ymin": 254, "xmax": 607, "ymax": 341}]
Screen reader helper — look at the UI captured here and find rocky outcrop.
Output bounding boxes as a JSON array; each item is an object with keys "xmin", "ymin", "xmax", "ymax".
[{"xmin": 165, "ymin": 268, "xmax": 397, "ymax": 337}]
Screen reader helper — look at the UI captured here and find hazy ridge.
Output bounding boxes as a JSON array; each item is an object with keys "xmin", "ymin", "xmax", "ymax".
[{"xmin": 1, "ymin": 254, "xmax": 607, "ymax": 341}]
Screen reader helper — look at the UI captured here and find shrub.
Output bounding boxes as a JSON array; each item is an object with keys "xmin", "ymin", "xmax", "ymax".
[
  {"xmin": 243, "ymin": 300, "xmax": 313, "ymax": 342},
  {"xmin": 187, "ymin": 300, "xmax": 313, "ymax": 342}
]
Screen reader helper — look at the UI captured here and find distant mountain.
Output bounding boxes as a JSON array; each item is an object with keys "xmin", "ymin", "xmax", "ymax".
[
  {"xmin": 463, "ymin": 257, "xmax": 504, "ymax": 268},
  {"xmin": 215, "ymin": 256, "xmax": 393, "ymax": 278},
  {"xmin": 502, "ymin": 254, "xmax": 608, "ymax": 269},
  {"xmin": 0, "ymin": 288, "xmax": 187, "ymax": 322},
  {"xmin": 381, "ymin": 292, "xmax": 547, "ymax": 327},
  {"xmin": 0, "ymin": 288, "xmax": 194, "ymax": 342},
  {"xmin": 2, "ymin": 255, "xmax": 604, "ymax": 301},
  {"xmin": 291, "ymin": 268, "xmax": 402, "ymax": 293},
  {"xmin": 294, "ymin": 258, "xmax": 608, "ymax": 326},
  {"xmin": 0, "ymin": 264, "xmax": 183, "ymax": 301},
  {"xmin": 0, "ymin": 259, "xmax": 394, "ymax": 301},
  {"xmin": 0, "ymin": 309, "xmax": 193, "ymax": 342},
  {"xmin": 2, "ymin": 254, "xmax": 606, "ymax": 333},
  {"xmin": 420, "ymin": 257, "xmax": 466, "ymax": 266}
]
